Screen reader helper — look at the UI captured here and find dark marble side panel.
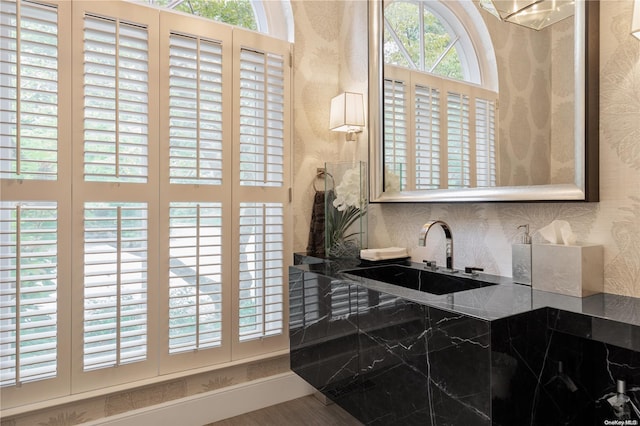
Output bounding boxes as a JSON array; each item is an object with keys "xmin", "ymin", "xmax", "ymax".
[
  {"xmin": 531, "ymin": 331, "xmax": 640, "ymax": 425},
  {"xmin": 356, "ymin": 294, "xmax": 430, "ymax": 425},
  {"xmin": 426, "ymin": 307, "xmax": 491, "ymax": 426},
  {"xmin": 548, "ymin": 309, "xmax": 593, "ymax": 340},
  {"xmin": 289, "ymin": 268, "xmax": 360, "ymax": 398},
  {"xmin": 352, "ymin": 293, "xmax": 491, "ymax": 426},
  {"xmin": 492, "ymin": 307, "xmax": 640, "ymax": 425},
  {"xmin": 549, "ymin": 307, "xmax": 640, "ymax": 353},
  {"xmin": 542, "ymin": 308, "xmax": 640, "ymax": 424},
  {"xmin": 490, "ymin": 308, "xmax": 549, "ymax": 426}
]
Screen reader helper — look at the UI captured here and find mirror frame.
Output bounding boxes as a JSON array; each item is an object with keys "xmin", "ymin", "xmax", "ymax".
[{"xmin": 368, "ymin": 0, "xmax": 599, "ymax": 203}]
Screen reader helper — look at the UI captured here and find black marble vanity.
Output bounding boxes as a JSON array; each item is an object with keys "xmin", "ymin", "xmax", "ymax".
[{"xmin": 289, "ymin": 254, "xmax": 640, "ymax": 425}]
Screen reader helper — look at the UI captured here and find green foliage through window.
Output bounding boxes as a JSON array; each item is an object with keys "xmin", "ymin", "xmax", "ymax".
[
  {"xmin": 384, "ymin": 1, "xmax": 463, "ymax": 81},
  {"xmin": 147, "ymin": 0, "xmax": 257, "ymax": 30}
]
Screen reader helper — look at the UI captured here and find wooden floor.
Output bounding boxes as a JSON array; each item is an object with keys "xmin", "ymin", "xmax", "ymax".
[{"xmin": 209, "ymin": 395, "xmax": 363, "ymax": 426}]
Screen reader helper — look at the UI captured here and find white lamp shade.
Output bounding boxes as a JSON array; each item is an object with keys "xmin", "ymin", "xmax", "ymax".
[
  {"xmin": 329, "ymin": 92, "xmax": 365, "ymax": 132},
  {"xmin": 479, "ymin": 0, "xmax": 574, "ymax": 31},
  {"xmin": 633, "ymin": 0, "xmax": 640, "ymax": 40}
]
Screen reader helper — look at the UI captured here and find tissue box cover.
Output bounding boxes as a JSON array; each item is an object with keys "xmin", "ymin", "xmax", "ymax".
[{"xmin": 532, "ymin": 244, "xmax": 603, "ymax": 297}]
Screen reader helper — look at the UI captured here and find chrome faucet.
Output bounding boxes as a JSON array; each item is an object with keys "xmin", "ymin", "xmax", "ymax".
[{"xmin": 418, "ymin": 220, "xmax": 453, "ymax": 270}]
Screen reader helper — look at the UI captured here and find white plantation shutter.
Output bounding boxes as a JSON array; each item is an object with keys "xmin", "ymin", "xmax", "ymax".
[
  {"xmin": 383, "ymin": 77, "xmax": 407, "ymax": 190},
  {"xmin": 238, "ymin": 203, "xmax": 284, "ymax": 341},
  {"xmin": 233, "ymin": 31, "xmax": 290, "ymax": 355},
  {"xmin": 83, "ymin": 15, "xmax": 149, "ymax": 183},
  {"xmin": 0, "ymin": 202, "xmax": 57, "ymax": 386},
  {"xmin": 0, "ymin": 0, "xmax": 58, "ymax": 180},
  {"xmin": 168, "ymin": 202, "xmax": 223, "ymax": 353},
  {"xmin": 475, "ymin": 98, "xmax": 496, "ymax": 187},
  {"xmin": 169, "ymin": 34, "xmax": 224, "ymax": 185},
  {"xmin": 1, "ymin": 1, "xmax": 291, "ymax": 408},
  {"xmin": 384, "ymin": 65, "xmax": 497, "ymax": 190},
  {"xmin": 0, "ymin": 1, "xmax": 71, "ymax": 408},
  {"xmin": 158, "ymin": 15, "xmax": 231, "ymax": 373},
  {"xmin": 70, "ymin": 2, "xmax": 158, "ymax": 393},
  {"xmin": 238, "ymin": 48, "xmax": 285, "ymax": 187},
  {"xmin": 83, "ymin": 202, "xmax": 148, "ymax": 371},
  {"xmin": 446, "ymin": 91, "xmax": 470, "ymax": 189},
  {"xmin": 414, "ymin": 84, "xmax": 440, "ymax": 189}
]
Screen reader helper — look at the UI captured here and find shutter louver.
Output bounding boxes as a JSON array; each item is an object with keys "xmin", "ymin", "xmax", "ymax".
[
  {"xmin": 415, "ymin": 84, "xmax": 440, "ymax": 189},
  {"xmin": 83, "ymin": 15, "xmax": 149, "ymax": 183},
  {"xmin": 288, "ymin": 273, "xmax": 319, "ymax": 329},
  {"xmin": 0, "ymin": 202, "xmax": 57, "ymax": 386},
  {"xmin": 447, "ymin": 91, "xmax": 470, "ymax": 188},
  {"xmin": 168, "ymin": 202, "xmax": 223, "ymax": 353},
  {"xmin": 475, "ymin": 98, "xmax": 496, "ymax": 187},
  {"xmin": 169, "ymin": 34, "xmax": 223, "ymax": 185},
  {"xmin": 238, "ymin": 49, "xmax": 284, "ymax": 187},
  {"xmin": 83, "ymin": 203, "xmax": 147, "ymax": 371},
  {"xmin": 330, "ymin": 284, "xmax": 368, "ymax": 320},
  {"xmin": 384, "ymin": 64, "xmax": 497, "ymax": 191},
  {"xmin": 383, "ymin": 78, "xmax": 407, "ymax": 190},
  {"xmin": 0, "ymin": 0, "xmax": 58, "ymax": 180},
  {"xmin": 238, "ymin": 203, "xmax": 283, "ymax": 341}
]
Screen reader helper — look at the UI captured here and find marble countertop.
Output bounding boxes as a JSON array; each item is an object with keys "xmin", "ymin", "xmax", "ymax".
[{"xmin": 292, "ymin": 254, "xmax": 640, "ymax": 331}]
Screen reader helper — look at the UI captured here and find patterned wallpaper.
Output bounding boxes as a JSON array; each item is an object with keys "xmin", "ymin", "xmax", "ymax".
[
  {"xmin": 291, "ymin": 0, "xmax": 369, "ymax": 254},
  {"xmin": 488, "ymin": 10, "xmax": 575, "ymax": 186},
  {"xmin": 550, "ymin": 17, "xmax": 577, "ymax": 184},
  {"xmin": 490, "ymin": 13, "xmax": 581, "ymax": 186},
  {"xmin": 292, "ymin": 0, "xmax": 640, "ymax": 298}
]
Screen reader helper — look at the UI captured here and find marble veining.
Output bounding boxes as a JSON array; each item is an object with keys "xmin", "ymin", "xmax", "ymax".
[{"xmin": 291, "ymin": 255, "xmax": 640, "ymax": 425}]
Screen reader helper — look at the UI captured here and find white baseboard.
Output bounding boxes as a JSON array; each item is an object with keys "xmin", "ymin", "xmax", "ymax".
[{"xmin": 82, "ymin": 372, "xmax": 315, "ymax": 426}]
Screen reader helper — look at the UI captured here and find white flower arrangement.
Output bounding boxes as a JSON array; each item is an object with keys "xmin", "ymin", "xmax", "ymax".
[
  {"xmin": 384, "ymin": 166, "xmax": 401, "ymax": 193},
  {"xmin": 326, "ymin": 163, "xmax": 367, "ymax": 258},
  {"xmin": 333, "ymin": 165, "xmax": 366, "ymax": 211}
]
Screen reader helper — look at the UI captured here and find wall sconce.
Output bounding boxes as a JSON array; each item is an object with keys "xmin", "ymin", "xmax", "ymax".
[
  {"xmin": 329, "ymin": 92, "xmax": 365, "ymax": 142},
  {"xmin": 632, "ymin": 0, "xmax": 640, "ymax": 40},
  {"xmin": 479, "ymin": 0, "xmax": 575, "ymax": 31}
]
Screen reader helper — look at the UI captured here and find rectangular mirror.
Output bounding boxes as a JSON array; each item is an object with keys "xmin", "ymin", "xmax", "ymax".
[{"xmin": 368, "ymin": 0, "xmax": 599, "ymax": 202}]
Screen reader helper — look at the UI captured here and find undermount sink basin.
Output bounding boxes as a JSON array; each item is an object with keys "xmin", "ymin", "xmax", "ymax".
[{"xmin": 342, "ymin": 264, "xmax": 497, "ymax": 295}]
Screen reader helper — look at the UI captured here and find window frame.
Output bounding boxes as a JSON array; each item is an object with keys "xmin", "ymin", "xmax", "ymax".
[
  {"xmin": 0, "ymin": 0, "xmax": 73, "ymax": 408},
  {"xmin": 382, "ymin": 0, "xmax": 499, "ymax": 191},
  {"xmin": 0, "ymin": 0, "xmax": 292, "ymax": 409},
  {"xmin": 383, "ymin": 0, "xmax": 481, "ymax": 84}
]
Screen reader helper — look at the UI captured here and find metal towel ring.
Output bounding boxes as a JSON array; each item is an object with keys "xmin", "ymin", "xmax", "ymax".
[{"xmin": 313, "ymin": 168, "xmax": 334, "ymax": 192}]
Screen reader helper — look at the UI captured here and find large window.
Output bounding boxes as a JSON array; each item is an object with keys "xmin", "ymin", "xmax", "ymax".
[
  {"xmin": 147, "ymin": 0, "xmax": 259, "ymax": 31},
  {"xmin": 383, "ymin": 0, "xmax": 498, "ymax": 190},
  {"xmin": 0, "ymin": 0, "xmax": 291, "ymax": 409}
]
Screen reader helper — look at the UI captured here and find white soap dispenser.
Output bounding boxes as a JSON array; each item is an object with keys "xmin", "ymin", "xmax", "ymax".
[{"xmin": 512, "ymin": 224, "xmax": 532, "ymax": 285}]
